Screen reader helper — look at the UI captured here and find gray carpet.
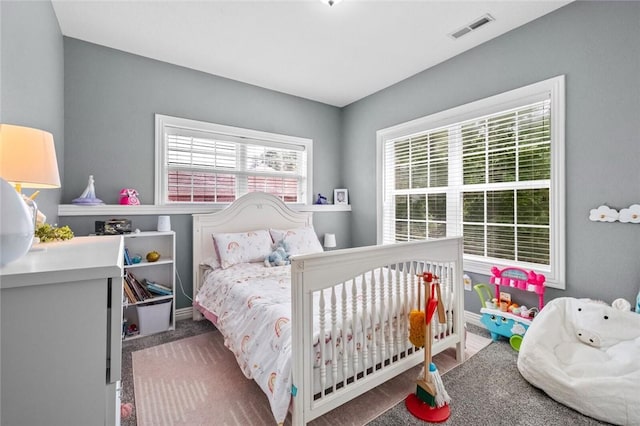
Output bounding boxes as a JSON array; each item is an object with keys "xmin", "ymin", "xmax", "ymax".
[
  {"xmin": 369, "ymin": 324, "xmax": 612, "ymax": 426},
  {"xmin": 122, "ymin": 321, "xmax": 612, "ymax": 426}
]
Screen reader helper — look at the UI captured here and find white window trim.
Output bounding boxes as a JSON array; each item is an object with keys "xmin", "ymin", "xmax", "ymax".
[
  {"xmin": 155, "ymin": 114, "xmax": 313, "ymax": 206},
  {"xmin": 376, "ymin": 75, "xmax": 565, "ymax": 289}
]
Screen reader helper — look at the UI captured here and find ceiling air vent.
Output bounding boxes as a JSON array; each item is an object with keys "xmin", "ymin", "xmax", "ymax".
[{"xmin": 449, "ymin": 14, "xmax": 494, "ymax": 39}]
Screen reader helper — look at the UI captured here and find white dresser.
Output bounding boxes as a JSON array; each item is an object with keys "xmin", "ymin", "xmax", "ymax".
[{"xmin": 0, "ymin": 236, "xmax": 124, "ymax": 426}]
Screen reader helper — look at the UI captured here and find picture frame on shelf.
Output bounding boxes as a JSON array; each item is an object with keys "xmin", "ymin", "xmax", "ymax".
[{"xmin": 334, "ymin": 189, "xmax": 348, "ymax": 205}]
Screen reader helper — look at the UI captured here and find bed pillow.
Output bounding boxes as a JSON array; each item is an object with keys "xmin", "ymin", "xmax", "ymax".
[
  {"xmin": 269, "ymin": 226, "xmax": 324, "ymax": 256},
  {"xmin": 199, "ymin": 236, "xmax": 223, "ymax": 269},
  {"xmin": 201, "ymin": 255, "xmax": 220, "ymax": 270},
  {"xmin": 213, "ymin": 230, "xmax": 273, "ymax": 269}
]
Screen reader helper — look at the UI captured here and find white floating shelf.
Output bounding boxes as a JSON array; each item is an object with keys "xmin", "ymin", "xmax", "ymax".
[{"xmin": 59, "ymin": 203, "xmax": 351, "ymax": 216}]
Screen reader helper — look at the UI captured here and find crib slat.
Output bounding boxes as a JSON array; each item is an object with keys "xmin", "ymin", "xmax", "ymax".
[
  {"xmin": 351, "ymin": 278, "xmax": 358, "ymax": 384},
  {"xmin": 341, "ymin": 281, "xmax": 348, "ymax": 388},
  {"xmin": 409, "ymin": 262, "xmax": 416, "ymax": 311},
  {"xmin": 331, "ymin": 286, "xmax": 338, "ymax": 392},
  {"xmin": 381, "ymin": 267, "xmax": 389, "ymax": 365},
  {"xmin": 402, "ymin": 263, "xmax": 410, "ymax": 353},
  {"xmin": 374, "ymin": 269, "xmax": 380, "ymax": 367},
  {"xmin": 446, "ymin": 262, "xmax": 454, "ymax": 335},
  {"xmin": 370, "ymin": 269, "xmax": 377, "ymax": 371},
  {"xmin": 319, "ymin": 289, "xmax": 326, "ymax": 396},
  {"xmin": 375, "ymin": 268, "xmax": 381, "ymax": 368},
  {"xmin": 388, "ymin": 265, "xmax": 395, "ymax": 361},
  {"xmin": 361, "ymin": 272, "xmax": 368, "ymax": 376}
]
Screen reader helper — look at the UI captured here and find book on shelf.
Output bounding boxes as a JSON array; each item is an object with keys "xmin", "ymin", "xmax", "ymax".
[
  {"xmin": 145, "ymin": 279, "xmax": 172, "ymax": 292},
  {"xmin": 124, "ymin": 274, "xmax": 144, "ymax": 301},
  {"xmin": 124, "ymin": 274, "xmax": 143, "ymax": 303},
  {"xmin": 145, "ymin": 279, "xmax": 173, "ymax": 296},
  {"xmin": 123, "ymin": 279, "xmax": 138, "ymax": 303},
  {"xmin": 125, "ymin": 270, "xmax": 153, "ymax": 301},
  {"xmin": 123, "ymin": 247, "xmax": 132, "ymax": 266}
]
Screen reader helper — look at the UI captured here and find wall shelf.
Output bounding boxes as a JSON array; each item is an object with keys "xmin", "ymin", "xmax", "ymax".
[{"xmin": 58, "ymin": 203, "xmax": 351, "ymax": 216}]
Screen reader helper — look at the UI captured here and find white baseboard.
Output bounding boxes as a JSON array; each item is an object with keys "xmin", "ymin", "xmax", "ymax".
[
  {"xmin": 464, "ymin": 310, "xmax": 483, "ymax": 328},
  {"xmin": 175, "ymin": 307, "xmax": 194, "ymax": 322}
]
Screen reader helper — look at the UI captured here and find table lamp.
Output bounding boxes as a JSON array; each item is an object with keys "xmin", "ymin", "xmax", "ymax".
[
  {"xmin": 0, "ymin": 124, "xmax": 61, "ymax": 192},
  {"xmin": 0, "ymin": 124, "xmax": 61, "ymax": 265}
]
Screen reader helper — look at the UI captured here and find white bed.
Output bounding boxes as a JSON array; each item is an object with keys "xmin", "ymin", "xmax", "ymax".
[{"xmin": 192, "ymin": 192, "xmax": 465, "ymax": 425}]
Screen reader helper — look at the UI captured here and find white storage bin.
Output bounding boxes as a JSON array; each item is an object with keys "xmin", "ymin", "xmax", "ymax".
[{"xmin": 137, "ymin": 299, "xmax": 172, "ymax": 335}]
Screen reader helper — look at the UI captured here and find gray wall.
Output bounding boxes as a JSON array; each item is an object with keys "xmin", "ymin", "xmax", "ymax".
[
  {"xmin": 6, "ymin": 1, "xmax": 639, "ymax": 314},
  {"xmin": 1, "ymin": 0, "xmax": 64, "ymax": 222},
  {"xmin": 342, "ymin": 1, "xmax": 640, "ymax": 311},
  {"xmin": 61, "ymin": 38, "xmax": 348, "ymax": 309}
]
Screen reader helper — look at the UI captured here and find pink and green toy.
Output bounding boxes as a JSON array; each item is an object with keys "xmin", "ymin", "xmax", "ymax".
[{"xmin": 474, "ymin": 266, "xmax": 546, "ymax": 351}]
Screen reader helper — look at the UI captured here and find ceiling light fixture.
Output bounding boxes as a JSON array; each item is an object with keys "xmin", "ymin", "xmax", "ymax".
[{"xmin": 321, "ymin": 0, "xmax": 343, "ymax": 6}]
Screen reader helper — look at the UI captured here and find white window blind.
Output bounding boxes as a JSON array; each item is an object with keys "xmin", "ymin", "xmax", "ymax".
[
  {"xmin": 155, "ymin": 115, "xmax": 311, "ymax": 205},
  {"xmin": 378, "ymin": 76, "xmax": 565, "ymax": 288}
]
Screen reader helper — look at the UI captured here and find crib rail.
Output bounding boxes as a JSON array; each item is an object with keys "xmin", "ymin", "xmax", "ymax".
[{"xmin": 291, "ymin": 237, "xmax": 464, "ymax": 425}]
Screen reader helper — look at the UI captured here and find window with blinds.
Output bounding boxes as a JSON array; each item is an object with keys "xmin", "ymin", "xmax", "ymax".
[
  {"xmin": 155, "ymin": 115, "xmax": 311, "ymax": 205},
  {"xmin": 377, "ymin": 76, "xmax": 565, "ymax": 288}
]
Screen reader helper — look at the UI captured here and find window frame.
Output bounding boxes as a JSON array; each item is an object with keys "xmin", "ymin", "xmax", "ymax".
[
  {"xmin": 376, "ymin": 76, "xmax": 565, "ymax": 288},
  {"xmin": 155, "ymin": 114, "xmax": 313, "ymax": 207}
]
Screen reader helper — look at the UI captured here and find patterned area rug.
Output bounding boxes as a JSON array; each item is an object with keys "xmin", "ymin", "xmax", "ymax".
[{"xmin": 133, "ymin": 331, "xmax": 490, "ymax": 426}]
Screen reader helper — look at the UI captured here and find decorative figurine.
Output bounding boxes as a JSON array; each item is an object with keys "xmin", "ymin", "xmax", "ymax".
[
  {"xmin": 315, "ymin": 193, "xmax": 328, "ymax": 205},
  {"xmin": 72, "ymin": 175, "xmax": 104, "ymax": 205},
  {"xmin": 119, "ymin": 188, "xmax": 140, "ymax": 205}
]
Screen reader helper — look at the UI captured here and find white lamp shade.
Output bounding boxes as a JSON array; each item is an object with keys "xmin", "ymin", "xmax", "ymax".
[
  {"xmin": 0, "ymin": 124, "xmax": 61, "ymax": 189},
  {"xmin": 0, "ymin": 177, "xmax": 35, "ymax": 266},
  {"xmin": 324, "ymin": 233, "xmax": 337, "ymax": 248}
]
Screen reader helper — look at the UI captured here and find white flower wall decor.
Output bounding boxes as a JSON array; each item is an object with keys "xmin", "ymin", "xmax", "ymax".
[
  {"xmin": 619, "ymin": 204, "xmax": 640, "ymax": 223},
  {"xmin": 589, "ymin": 204, "xmax": 640, "ymax": 223},
  {"xmin": 589, "ymin": 205, "xmax": 619, "ymax": 222}
]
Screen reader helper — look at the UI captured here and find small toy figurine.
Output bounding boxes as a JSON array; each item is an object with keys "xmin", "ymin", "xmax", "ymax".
[
  {"xmin": 72, "ymin": 175, "xmax": 104, "ymax": 205},
  {"xmin": 119, "ymin": 188, "xmax": 140, "ymax": 205},
  {"xmin": 315, "ymin": 193, "xmax": 328, "ymax": 205}
]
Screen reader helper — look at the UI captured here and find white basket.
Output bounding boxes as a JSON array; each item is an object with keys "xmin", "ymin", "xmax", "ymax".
[{"xmin": 137, "ymin": 299, "xmax": 172, "ymax": 335}]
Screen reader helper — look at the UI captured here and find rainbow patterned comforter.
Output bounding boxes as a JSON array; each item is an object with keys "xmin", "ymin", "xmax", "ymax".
[
  {"xmin": 195, "ymin": 262, "xmax": 400, "ymax": 424},
  {"xmin": 195, "ymin": 263, "xmax": 294, "ymax": 423}
]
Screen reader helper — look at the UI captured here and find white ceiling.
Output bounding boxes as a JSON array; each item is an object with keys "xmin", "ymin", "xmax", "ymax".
[{"xmin": 51, "ymin": 0, "xmax": 571, "ymax": 107}]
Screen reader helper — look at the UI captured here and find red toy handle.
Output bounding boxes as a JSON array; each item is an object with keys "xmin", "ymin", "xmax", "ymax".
[
  {"xmin": 426, "ymin": 291, "xmax": 438, "ymax": 324},
  {"xmin": 423, "ymin": 273, "xmax": 438, "ymax": 325}
]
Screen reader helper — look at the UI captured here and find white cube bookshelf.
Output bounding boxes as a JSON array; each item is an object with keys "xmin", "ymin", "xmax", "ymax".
[{"xmin": 122, "ymin": 231, "xmax": 176, "ymax": 340}]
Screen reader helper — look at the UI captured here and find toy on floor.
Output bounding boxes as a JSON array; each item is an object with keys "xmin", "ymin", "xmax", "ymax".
[
  {"xmin": 121, "ymin": 402, "xmax": 133, "ymax": 419},
  {"xmin": 405, "ymin": 272, "xmax": 451, "ymax": 423},
  {"xmin": 473, "ymin": 266, "xmax": 545, "ymax": 351}
]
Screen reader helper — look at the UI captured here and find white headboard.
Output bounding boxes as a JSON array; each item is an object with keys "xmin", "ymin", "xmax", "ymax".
[{"xmin": 192, "ymin": 192, "xmax": 313, "ymax": 315}]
